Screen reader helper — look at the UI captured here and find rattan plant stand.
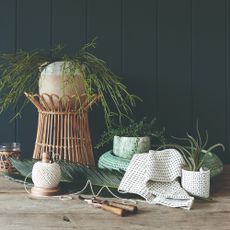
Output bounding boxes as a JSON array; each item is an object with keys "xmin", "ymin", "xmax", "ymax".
[{"xmin": 25, "ymin": 93, "xmax": 98, "ymax": 166}]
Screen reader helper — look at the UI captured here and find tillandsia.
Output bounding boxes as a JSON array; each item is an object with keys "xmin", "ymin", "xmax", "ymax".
[
  {"xmin": 0, "ymin": 38, "xmax": 140, "ymax": 127},
  {"xmin": 159, "ymin": 121, "xmax": 225, "ymax": 171},
  {"xmin": 95, "ymin": 117, "xmax": 166, "ymax": 149}
]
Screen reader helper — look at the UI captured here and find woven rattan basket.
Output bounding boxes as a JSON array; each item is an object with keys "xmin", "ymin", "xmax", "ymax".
[
  {"xmin": 0, "ymin": 143, "xmax": 21, "ymax": 173},
  {"xmin": 0, "ymin": 151, "xmax": 20, "ymax": 172},
  {"xmin": 25, "ymin": 93, "xmax": 98, "ymax": 166}
]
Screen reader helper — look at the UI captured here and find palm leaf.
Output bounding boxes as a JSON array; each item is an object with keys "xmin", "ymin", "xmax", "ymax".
[
  {"xmin": 2, "ymin": 172, "xmax": 33, "ymax": 185},
  {"xmin": 11, "ymin": 158, "xmax": 36, "ymax": 177},
  {"xmin": 10, "ymin": 158, "xmax": 124, "ymax": 189}
]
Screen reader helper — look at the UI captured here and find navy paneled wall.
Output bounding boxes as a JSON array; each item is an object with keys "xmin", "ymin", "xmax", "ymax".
[{"xmin": 0, "ymin": 0, "xmax": 229, "ymax": 162}]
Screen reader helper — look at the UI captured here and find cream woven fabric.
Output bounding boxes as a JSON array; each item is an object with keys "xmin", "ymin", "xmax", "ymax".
[{"xmin": 118, "ymin": 149, "xmax": 194, "ymax": 209}]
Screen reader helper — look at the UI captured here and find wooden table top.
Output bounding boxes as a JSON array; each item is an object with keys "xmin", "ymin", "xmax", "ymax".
[{"xmin": 0, "ymin": 165, "xmax": 229, "ymax": 230}]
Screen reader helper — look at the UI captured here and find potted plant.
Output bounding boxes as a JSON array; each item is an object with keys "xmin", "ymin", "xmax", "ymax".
[
  {"xmin": 0, "ymin": 38, "xmax": 139, "ymax": 126},
  {"xmin": 161, "ymin": 122, "xmax": 224, "ymax": 198},
  {"xmin": 96, "ymin": 118, "xmax": 166, "ymax": 160}
]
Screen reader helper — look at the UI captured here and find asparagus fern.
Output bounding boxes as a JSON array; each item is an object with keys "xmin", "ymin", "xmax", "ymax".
[{"xmin": 0, "ymin": 38, "xmax": 140, "ymax": 126}]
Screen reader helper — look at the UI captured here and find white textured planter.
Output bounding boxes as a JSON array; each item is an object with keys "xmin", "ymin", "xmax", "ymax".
[
  {"xmin": 32, "ymin": 161, "xmax": 61, "ymax": 189},
  {"xmin": 39, "ymin": 61, "xmax": 85, "ymax": 107},
  {"xmin": 181, "ymin": 168, "xmax": 210, "ymax": 198},
  {"xmin": 113, "ymin": 136, "xmax": 151, "ymax": 160}
]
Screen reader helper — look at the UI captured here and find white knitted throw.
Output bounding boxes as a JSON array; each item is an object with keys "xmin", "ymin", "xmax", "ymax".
[{"xmin": 118, "ymin": 149, "xmax": 194, "ymax": 209}]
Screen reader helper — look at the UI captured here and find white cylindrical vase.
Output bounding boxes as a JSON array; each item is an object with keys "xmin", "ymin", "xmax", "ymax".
[{"xmin": 181, "ymin": 168, "xmax": 210, "ymax": 198}]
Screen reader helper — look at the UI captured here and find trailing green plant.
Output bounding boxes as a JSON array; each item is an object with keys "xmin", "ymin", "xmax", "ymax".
[
  {"xmin": 95, "ymin": 117, "xmax": 166, "ymax": 149},
  {"xmin": 159, "ymin": 121, "xmax": 225, "ymax": 171},
  {"xmin": 0, "ymin": 38, "xmax": 140, "ymax": 126}
]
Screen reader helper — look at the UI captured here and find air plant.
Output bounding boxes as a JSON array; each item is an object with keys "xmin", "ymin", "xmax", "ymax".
[{"xmin": 160, "ymin": 121, "xmax": 225, "ymax": 171}]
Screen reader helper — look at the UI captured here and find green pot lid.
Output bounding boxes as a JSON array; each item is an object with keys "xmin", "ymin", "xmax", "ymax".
[{"xmin": 98, "ymin": 150, "xmax": 130, "ymax": 172}]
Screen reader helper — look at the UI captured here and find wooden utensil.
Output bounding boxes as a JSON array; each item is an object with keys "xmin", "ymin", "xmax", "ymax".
[
  {"xmin": 93, "ymin": 198, "xmax": 137, "ymax": 213},
  {"xmin": 79, "ymin": 195, "xmax": 127, "ymax": 217},
  {"xmin": 106, "ymin": 201, "xmax": 138, "ymax": 213}
]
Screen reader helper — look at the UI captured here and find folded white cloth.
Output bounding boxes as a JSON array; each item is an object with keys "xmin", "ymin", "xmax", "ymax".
[{"xmin": 118, "ymin": 149, "xmax": 194, "ymax": 209}]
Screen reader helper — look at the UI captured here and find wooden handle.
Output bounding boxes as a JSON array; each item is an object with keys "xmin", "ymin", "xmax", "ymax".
[
  {"xmin": 101, "ymin": 203, "xmax": 126, "ymax": 217},
  {"xmin": 108, "ymin": 201, "xmax": 138, "ymax": 213}
]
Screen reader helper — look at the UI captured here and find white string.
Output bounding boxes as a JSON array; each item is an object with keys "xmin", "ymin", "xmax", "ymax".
[
  {"xmin": 24, "ymin": 172, "xmax": 33, "ymax": 195},
  {"xmin": 23, "ymin": 173, "xmax": 137, "ymax": 204}
]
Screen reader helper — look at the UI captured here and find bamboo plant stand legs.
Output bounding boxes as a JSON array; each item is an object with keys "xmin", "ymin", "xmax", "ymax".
[{"xmin": 25, "ymin": 93, "xmax": 97, "ymax": 166}]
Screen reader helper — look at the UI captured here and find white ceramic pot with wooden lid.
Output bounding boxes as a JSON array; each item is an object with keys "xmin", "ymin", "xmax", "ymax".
[{"xmin": 31, "ymin": 152, "xmax": 61, "ymax": 196}]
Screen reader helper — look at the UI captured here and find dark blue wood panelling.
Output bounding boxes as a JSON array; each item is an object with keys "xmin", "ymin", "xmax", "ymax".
[
  {"xmin": 227, "ymin": 0, "xmax": 230, "ymax": 162},
  {"xmin": 16, "ymin": 0, "xmax": 51, "ymax": 157},
  {"xmin": 123, "ymin": 0, "xmax": 156, "ymax": 119},
  {"xmin": 87, "ymin": 0, "xmax": 122, "ymax": 158},
  {"xmin": 192, "ymin": 0, "xmax": 226, "ymax": 161},
  {"xmin": 52, "ymin": 0, "xmax": 86, "ymax": 53},
  {"xmin": 0, "ymin": 0, "xmax": 16, "ymax": 142},
  {"xmin": 0, "ymin": 0, "xmax": 229, "ymax": 162},
  {"xmin": 87, "ymin": 0, "xmax": 122, "ymax": 72},
  {"xmin": 157, "ymin": 0, "xmax": 191, "ymax": 137}
]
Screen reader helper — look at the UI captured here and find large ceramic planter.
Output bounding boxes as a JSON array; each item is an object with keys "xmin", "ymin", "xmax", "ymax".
[
  {"xmin": 39, "ymin": 61, "xmax": 85, "ymax": 107},
  {"xmin": 113, "ymin": 136, "xmax": 151, "ymax": 160},
  {"xmin": 181, "ymin": 168, "xmax": 210, "ymax": 198}
]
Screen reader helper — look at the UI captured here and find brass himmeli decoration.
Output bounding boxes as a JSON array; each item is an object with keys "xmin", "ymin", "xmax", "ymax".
[{"xmin": 25, "ymin": 93, "xmax": 98, "ymax": 166}]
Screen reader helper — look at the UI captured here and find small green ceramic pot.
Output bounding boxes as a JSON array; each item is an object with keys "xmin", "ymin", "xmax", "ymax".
[{"xmin": 113, "ymin": 136, "xmax": 151, "ymax": 159}]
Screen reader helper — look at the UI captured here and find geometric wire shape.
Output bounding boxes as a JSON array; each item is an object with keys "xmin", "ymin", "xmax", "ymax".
[{"xmin": 25, "ymin": 93, "xmax": 99, "ymax": 166}]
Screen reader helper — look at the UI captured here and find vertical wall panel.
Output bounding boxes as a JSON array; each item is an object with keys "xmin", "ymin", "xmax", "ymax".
[
  {"xmin": 227, "ymin": 0, "xmax": 230, "ymax": 162},
  {"xmin": 52, "ymin": 0, "xmax": 86, "ymax": 53},
  {"xmin": 192, "ymin": 0, "xmax": 226, "ymax": 161},
  {"xmin": 87, "ymin": 0, "xmax": 122, "ymax": 158},
  {"xmin": 158, "ymin": 0, "xmax": 191, "ymax": 137},
  {"xmin": 123, "ymin": 0, "xmax": 156, "ymax": 119},
  {"xmin": 0, "ymin": 0, "xmax": 229, "ymax": 162},
  {"xmin": 87, "ymin": 0, "xmax": 122, "ymax": 72},
  {"xmin": 0, "ymin": 0, "xmax": 16, "ymax": 142},
  {"xmin": 17, "ymin": 0, "xmax": 51, "ymax": 157}
]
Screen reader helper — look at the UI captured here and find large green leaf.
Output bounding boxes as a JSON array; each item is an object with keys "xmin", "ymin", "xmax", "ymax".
[{"xmin": 10, "ymin": 158, "xmax": 124, "ymax": 189}]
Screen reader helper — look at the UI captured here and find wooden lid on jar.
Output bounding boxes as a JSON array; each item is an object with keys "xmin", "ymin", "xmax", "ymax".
[{"xmin": 42, "ymin": 152, "xmax": 50, "ymax": 163}]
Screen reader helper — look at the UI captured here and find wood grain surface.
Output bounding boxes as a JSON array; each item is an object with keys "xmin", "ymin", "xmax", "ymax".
[{"xmin": 0, "ymin": 165, "xmax": 229, "ymax": 230}]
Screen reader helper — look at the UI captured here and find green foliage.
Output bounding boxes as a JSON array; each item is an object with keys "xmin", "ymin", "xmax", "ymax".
[
  {"xmin": 0, "ymin": 38, "xmax": 140, "ymax": 126},
  {"xmin": 10, "ymin": 158, "xmax": 124, "ymax": 189},
  {"xmin": 160, "ymin": 121, "xmax": 225, "ymax": 171},
  {"xmin": 95, "ymin": 117, "xmax": 166, "ymax": 149}
]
